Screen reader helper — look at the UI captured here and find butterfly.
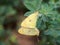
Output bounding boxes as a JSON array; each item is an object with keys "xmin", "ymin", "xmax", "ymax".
[{"xmin": 18, "ymin": 11, "xmax": 39, "ymax": 36}]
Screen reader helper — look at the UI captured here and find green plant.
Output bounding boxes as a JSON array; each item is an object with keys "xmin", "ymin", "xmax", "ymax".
[
  {"xmin": 23, "ymin": 0, "xmax": 60, "ymax": 45},
  {"xmin": 0, "ymin": 0, "xmax": 22, "ymax": 45},
  {"xmin": 0, "ymin": 0, "xmax": 60, "ymax": 45}
]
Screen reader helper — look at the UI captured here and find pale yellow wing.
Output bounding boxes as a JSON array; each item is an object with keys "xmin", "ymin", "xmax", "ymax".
[
  {"xmin": 18, "ymin": 27, "xmax": 39, "ymax": 36},
  {"xmin": 21, "ymin": 11, "xmax": 39, "ymax": 28}
]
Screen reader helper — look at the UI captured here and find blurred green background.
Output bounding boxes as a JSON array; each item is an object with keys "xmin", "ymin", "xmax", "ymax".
[
  {"xmin": 0, "ymin": 0, "xmax": 28, "ymax": 45},
  {"xmin": 0, "ymin": 0, "xmax": 60, "ymax": 45}
]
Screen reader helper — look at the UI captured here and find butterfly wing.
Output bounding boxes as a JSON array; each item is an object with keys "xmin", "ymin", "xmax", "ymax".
[
  {"xmin": 21, "ymin": 11, "xmax": 39, "ymax": 28},
  {"xmin": 18, "ymin": 27, "xmax": 39, "ymax": 36}
]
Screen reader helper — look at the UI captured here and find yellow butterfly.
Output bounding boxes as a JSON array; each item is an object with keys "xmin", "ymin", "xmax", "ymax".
[
  {"xmin": 21, "ymin": 11, "xmax": 39, "ymax": 28},
  {"xmin": 18, "ymin": 11, "xmax": 39, "ymax": 36}
]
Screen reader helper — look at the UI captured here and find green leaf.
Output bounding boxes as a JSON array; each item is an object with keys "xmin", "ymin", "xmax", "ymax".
[
  {"xmin": 44, "ymin": 29, "xmax": 60, "ymax": 38},
  {"xmin": 9, "ymin": 35, "xmax": 17, "ymax": 43},
  {"xmin": 13, "ymin": 0, "xmax": 20, "ymax": 6},
  {"xmin": 0, "ymin": 41, "xmax": 5, "ymax": 45},
  {"xmin": 0, "ymin": 16, "xmax": 5, "ymax": 25},
  {"xmin": 36, "ymin": 14, "xmax": 51, "ymax": 30},
  {"xmin": 39, "ymin": 36, "xmax": 47, "ymax": 45},
  {"xmin": 39, "ymin": 4, "xmax": 54, "ymax": 15},
  {"xmin": 6, "ymin": 6, "xmax": 16, "ymax": 15},
  {"xmin": 49, "ymin": 0, "xmax": 59, "ymax": 4},
  {"xmin": 56, "ymin": 36, "xmax": 60, "ymax": 43},
  {"xmin": 0, "ymin": 25, "xmax": 4, "ymax": 30},
  {"xmin": 0, "ymin": 6, "xmax": 6, "ymax": 16},
  {"xmin": 0, "ymin": 25, "xmax": 6, "ymax": 39},
  {"xmin": 24, "ymin": 0, "xmax": 60, "ymax": 45},
  {"xmin": 24, "ymin": 11, "xmax": 35, "ymax": 16},
  {"xmin": 24, "ymin": 0, "xmax": 42, "ymax": 11}
]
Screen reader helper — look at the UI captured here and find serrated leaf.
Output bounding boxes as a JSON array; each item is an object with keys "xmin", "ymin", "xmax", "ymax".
[
  {"xmin": 24, "ymin": 0, "xmax": 42, "ymax": 11},
  {"xmin": 39, "ymin": 4, "xmax": 54, "ymax": 15}
]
